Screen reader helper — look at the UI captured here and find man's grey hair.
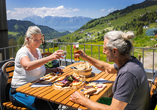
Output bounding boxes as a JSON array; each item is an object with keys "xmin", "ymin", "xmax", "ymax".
[{"xmin": 104, "ymin": 31, "xmax": 135, "ymax": 55}]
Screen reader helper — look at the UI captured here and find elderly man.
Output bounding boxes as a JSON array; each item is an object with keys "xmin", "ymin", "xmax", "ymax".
[{"xmin": 70, "ymin": 31, "xmax": 150, "ymax": 110}]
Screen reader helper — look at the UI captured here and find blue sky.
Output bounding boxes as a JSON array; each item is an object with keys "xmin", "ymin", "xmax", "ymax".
[{"xmin": 6, "ymin": 0, "xmax": 145, "ymax": 20}]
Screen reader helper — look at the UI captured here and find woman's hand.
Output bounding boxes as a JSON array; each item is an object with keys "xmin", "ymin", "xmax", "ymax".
[
  {"xmin": 50, "ymin": 50, "xmax": 64, "ymax": 60},
  {"xmin": 70, "ymin": 91, "xmax": 87, "ymax": 105}
]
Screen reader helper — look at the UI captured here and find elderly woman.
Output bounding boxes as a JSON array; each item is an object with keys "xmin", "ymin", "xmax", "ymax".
[
  {"xmin": 10, "ymin": 26, "xmax": 63, "ymax": 110},
  {"xmin": 70, "ymin": 31, "xmax": 150, "ymax": 110}
]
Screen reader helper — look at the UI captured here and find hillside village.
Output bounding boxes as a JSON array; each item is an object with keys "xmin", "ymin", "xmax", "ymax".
[{"xmin": 52, "ymin": 9, "xmax": 157, "ymax": 45}]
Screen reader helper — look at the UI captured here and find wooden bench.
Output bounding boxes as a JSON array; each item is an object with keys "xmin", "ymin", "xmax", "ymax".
[
  {"xmin": 1, "ymin": 61, "xmax": 29, "ymax": 110},
  {"xmin": 150, "ymin": 77, "xmax": 157, "ymax": 97},
  {"xmin": 149, "ymin": 73, "xmax": 157, "ymax": 110}
]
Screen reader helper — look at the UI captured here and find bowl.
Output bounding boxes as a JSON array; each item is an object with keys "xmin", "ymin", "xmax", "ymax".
[{"xmin": 73, "ymin": 68, "xmax": 92, "ymax": 78}]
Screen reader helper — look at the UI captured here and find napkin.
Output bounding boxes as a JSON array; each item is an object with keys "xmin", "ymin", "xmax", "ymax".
[
  {"xmin": 90, "ymin": 78, "xmax": 114, "ymax": 84},
  {"xmin": 31, "ymin": 82, "xmax": 52, "ymax": 87},
  {"xmin": 91, "ymin": 66, "xmax": 102, "ymax": 74}
]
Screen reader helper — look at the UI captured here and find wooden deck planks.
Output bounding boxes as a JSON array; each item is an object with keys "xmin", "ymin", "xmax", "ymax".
[
  {"xmin": 33, "ymin": 86, "xmax": 52, "ymax": 97},
  {"xmin": 55, "ymin": 90, "xmax": 76, "ymax": 104}
]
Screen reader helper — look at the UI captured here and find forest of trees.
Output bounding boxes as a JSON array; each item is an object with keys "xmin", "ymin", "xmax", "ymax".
[{"xmin": 117, "ymin": 11, "xmax": 157, "ymax": 32}]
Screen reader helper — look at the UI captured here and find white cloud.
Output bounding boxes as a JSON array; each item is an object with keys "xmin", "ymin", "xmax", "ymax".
[
  {"xmin": 7, "ymin": 5, "xmax": 80, "ymax": 20},
  {"xmin": 101, "ymin": 9, "xmax": 105, "ymax": 12},
  {"xmin": 108, "ymin": 7, "xmax": 115, "ymax": 12}
]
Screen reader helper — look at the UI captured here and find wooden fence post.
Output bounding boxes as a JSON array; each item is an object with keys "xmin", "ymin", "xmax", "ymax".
[{"xmin": 138, "ymin": 54, "xmax": 141, "ymax": 61}]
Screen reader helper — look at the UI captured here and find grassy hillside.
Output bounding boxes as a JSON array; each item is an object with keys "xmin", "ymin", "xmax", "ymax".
[
  {"xmin": 59, "ymin": 4, "xmax": 157, "ymax": 49},
  {"xmin": 45, "ymin": 22, "xmax": 157, "ymax": 63},
  {"xmin": 112, "ymin": 5, "xmax": 157, "ymax": 29},
  {"xmin": 52, "ymin": 2, "xmax": 157, "ymax": 63},
  {"xmin": 8, "ymin": 32, "xmax": 19, "ymax": 36}
]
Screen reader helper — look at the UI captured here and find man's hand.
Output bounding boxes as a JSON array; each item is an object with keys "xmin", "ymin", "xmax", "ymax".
[
  {"xmin": 74, "ymin": 50, "xmax": 87, "ymax": 60},
  {"xmin": 70, "ymin": 91, "xmax": 87, "ymax": 105}
]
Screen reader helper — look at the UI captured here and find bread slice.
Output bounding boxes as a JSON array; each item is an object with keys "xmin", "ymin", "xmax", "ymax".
[
  {"xmin": 39, "ymin": 76, "xmax": 58, "ymax": 84},
  {"xmin": 84, "ymin": 88, "xmax": 97, "ymax": 95}
]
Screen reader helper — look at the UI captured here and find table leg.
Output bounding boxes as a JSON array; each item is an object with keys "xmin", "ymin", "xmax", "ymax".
[{"xmin": 47, "ymin": 101, "xmax": 54, "ymax": 110}]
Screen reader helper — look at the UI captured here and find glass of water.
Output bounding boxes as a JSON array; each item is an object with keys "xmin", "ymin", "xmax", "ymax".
[
  {"xmin": 59, "ymin": 45, "xmax": 67, "ymax": 69},
  {"xmin": 79, "ymin": 71, "xmax": 85, "ymax": 83}
]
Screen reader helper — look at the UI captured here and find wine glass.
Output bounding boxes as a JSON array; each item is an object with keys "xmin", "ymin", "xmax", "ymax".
[{"xmin": 59, "ymin": 45, "xmax": 67, "ymax": 69}]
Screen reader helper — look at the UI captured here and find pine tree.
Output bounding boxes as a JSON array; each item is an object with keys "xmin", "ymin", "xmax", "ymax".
[
  {"xmin": 17, "ymin": 35, "xmax": 24, "ymax": 45},
  {"xmin": 136, "ymin": 25, "xmax": 143, "ymax": 35}
]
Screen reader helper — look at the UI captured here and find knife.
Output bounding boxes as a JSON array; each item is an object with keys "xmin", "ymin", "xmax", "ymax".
[{"xmin": 86, "ymin": 80, "xmax": 114, "ymax": 84}]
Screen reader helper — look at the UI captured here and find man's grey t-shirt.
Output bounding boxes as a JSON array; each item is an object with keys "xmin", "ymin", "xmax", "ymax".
[{"xmin": 113, "ymin": 57, "xmax": 150, "ymax": 110}]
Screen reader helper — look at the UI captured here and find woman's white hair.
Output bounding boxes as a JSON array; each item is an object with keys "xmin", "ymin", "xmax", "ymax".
[
  {"xmin": 22, "ymin": 26, "xmax": 42, "ymax": 47},
  {"xmin": 104, "ymin": 31, "xmax": 135, "ymax": 55}
]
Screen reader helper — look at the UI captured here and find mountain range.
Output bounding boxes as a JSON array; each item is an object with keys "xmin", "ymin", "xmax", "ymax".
[
  {"xmin": 22, "ymin": 16, "xmax": 92, "ymax": 32},
  {"xmin": 7, "ymin": 19, "xmax": 71, "ymax": 40}
]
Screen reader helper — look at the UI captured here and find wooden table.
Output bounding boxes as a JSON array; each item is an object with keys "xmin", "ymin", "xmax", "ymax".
[{"xmin": 16, "ymin": 62, "xmax": 117, "ymax": 110}]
